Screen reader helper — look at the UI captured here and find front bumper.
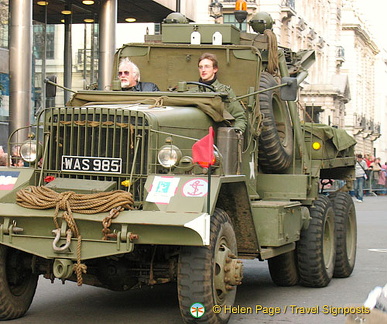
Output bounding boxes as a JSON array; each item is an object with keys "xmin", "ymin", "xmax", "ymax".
[{"xmin": 0, "ymin": 204, "xmax": 210, "ymax": 260}]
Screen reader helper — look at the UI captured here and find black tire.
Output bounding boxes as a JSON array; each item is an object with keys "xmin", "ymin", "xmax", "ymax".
[
  {"xmin": 330, "ymin": 192, "xmax": 357, "ymax": 278},
  {"xmin": 268, "ymin": 250, "xmax": 299, "ymax": 286},
  {"xmin": 258, "ymin": 72, "xmax": 293, "ymax": 173},
  {"xmin": 178, "ymin": 208, "xmax": 241, "ymax": 324},
  {"xmin": 0, "ymin": 246, "xmax": 38, "ymax": 320},
  {"xmin": 297, "ymin": 195, "xmax": 336, "ymax": 287}
]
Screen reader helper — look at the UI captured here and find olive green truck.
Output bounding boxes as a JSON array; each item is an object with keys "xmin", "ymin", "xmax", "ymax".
[{"xmin": 0, "ymin": 12, "xmax": 357, "ymax": 323}]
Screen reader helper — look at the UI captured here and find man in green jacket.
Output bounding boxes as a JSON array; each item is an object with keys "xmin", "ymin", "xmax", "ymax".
[{"xmin": 197, "ymin": 53, "xmax": 247, "ymax": 133}]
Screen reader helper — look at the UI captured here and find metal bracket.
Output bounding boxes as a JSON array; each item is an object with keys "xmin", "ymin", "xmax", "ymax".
[{"xmin": 52, "ymin": 228, "xmax": 72, "ymax": 253}]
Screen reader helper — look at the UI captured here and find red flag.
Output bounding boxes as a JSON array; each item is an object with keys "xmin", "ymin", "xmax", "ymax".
[{"xmin": 192, "ymin": 127, "xmax": 215, "ymax": 168}]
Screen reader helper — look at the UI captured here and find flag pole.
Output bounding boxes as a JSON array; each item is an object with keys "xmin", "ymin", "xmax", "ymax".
[
  {"xmin": 191, "ymin": 126, "xmax": 214, "ymax": 216},
  {"xmin": 207, "ymin": 165, "xmax": 211, "ymax": 215}
]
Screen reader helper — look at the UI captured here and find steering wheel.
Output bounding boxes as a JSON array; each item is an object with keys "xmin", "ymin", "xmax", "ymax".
[{"xmin": 186, "ymin": 81, "xmax": 216, "ymax": 92}]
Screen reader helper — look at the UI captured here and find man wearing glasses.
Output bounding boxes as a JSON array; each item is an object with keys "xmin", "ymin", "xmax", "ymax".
[{"xmin": 118, "ymin": 57, "xmax": 159, "ymax": 91}]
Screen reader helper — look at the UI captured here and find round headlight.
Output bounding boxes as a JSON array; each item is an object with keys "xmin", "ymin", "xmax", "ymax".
[
  {"xmin": 158, "ymin": 145, "xmax": 182, "ymax": 168},
  {"xmin": 20, "ymin": 140, "xmax": 39, "ymax": 163}
]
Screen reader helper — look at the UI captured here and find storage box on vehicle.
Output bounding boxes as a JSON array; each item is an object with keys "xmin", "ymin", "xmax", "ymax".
[{"xmin": 162, "ymin": 24, "xmax": 240, "ymax": 45}]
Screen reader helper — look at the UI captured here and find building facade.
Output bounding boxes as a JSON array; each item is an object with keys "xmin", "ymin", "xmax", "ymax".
[{"xmin": 0, "ymin": 0, "xmax": 386, "ymax": 160}]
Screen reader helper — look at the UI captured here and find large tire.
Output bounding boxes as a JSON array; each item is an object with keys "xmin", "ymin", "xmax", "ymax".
[
  {"xmin": 268, "ymin": 250, "xmax": 299, "ymax": 286},
  {"xmin": 258, "ymin": 72, "xmax": 293, "ymax": 173},
  {"xmin": 330, "ymin": 192, "xmax": 357, "ymax": 278},
  {"xmin": 297, "ymin": 195, "xmax": 336, "ymax": 287},
  {"xmin": 0, "ymin": 246, "xmax": 38, "ymax": 320},
  {"xmin": 178, "ymin": 209, "xmax": 242, "ymax": 324}
]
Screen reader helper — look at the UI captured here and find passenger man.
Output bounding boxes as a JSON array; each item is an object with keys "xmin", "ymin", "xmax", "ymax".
[
  {"xmin": 118, "ymin": 57, "xmax": 159, "ymax": 91},
  {"xmin": 197, "ymin": 53, "xmax": 247, "ymax": 132}
]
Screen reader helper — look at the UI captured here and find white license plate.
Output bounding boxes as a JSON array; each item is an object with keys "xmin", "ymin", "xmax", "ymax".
[{"xmin": 61, "ymin": 155, "xmax": 122, "ymax": 174}]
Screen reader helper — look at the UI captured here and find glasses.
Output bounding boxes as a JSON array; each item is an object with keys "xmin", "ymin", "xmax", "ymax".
[
  {"xmin": 118, "ymin": 71, "xmax": 130, "ymax": 76},
  {"xmin": 198, "ymin": 65, "xmax": 213, "ymax": 70}
]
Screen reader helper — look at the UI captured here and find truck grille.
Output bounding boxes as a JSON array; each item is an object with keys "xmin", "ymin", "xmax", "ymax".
[{"xmin": 40, "ymin": 106, "xmax": 150, "ymax": 202}]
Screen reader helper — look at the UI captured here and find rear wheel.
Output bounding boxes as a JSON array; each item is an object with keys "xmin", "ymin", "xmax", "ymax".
[
  {"xmin": 178, "ymin": 208, "xmax": 242, "ymax": 323},
  {"xmin": 330, "ymin": 192, "xmax": 357, "ymax": 277},
  {"xmin": 0, "ymin": 246, "xmax": 38, "ymax": 320},
  {"xmin": 268, "ymin": 250, "xmax": 299, "ymax": 286},
  {"xmin": 297, "ymin": 195, "xmax": 336, "ymax": 287}
]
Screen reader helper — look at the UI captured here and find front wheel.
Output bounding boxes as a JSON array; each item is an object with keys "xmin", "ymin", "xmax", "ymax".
[
  {"xmin": 178, "ymin": 208, "xmax": 242, "ymax": 323},
  {"xmin": 0, "ymin": 246, "xmax": 38, "ymax": 320},
  {"xmin": 297, "ymin": 195, "xmax": 336, "ymax": 287}
]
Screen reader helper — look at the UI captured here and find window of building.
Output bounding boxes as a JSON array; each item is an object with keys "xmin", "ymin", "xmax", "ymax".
[
  {"xmin": 0, "ymin": 0, "xmax": 8, "ymax": 49},
  {"xmin": 33, "ymin": 24, "xmax": 55, "ymax": 60}
]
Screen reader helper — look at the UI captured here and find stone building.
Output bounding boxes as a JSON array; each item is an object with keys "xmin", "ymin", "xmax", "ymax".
[
  {"xmin": 0, "ymin": 0, "xmax": 385, "ymax": 160},
  {"xmin": 220, "ymin": 0, "xmax": 384, "ymax": 159},
  {"xmin": 341, "ymin": 0, "xmax": 381, "ymax": 157}
]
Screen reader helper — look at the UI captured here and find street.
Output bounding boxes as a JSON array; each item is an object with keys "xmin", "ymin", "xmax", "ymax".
[{"xmin": 10, "ymin": 196, "xmax": 387, "ymax": 324}]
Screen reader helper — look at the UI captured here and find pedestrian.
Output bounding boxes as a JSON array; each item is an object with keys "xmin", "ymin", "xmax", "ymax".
[
  {"xmin": 0, "ymin": 146, "xmax": 7, "ymax": 166},
  {"xmin": 379, "ymin": 163, "xmax": 387, "ymax": 195},
  {"xmin": 354, "ymin": 154, "xmax": 367, "ymax": 202},
  {"xmin": 370, "ymin": 157, "xmax": 382, "ymax": 194}
]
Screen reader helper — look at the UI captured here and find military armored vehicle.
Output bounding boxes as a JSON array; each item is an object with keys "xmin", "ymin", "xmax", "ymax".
[{"xmin": 0, "ymin": 11, "xmax": 356, "ymax": 323}]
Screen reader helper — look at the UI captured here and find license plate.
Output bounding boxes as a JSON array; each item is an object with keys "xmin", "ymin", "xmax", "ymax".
[{"xmin": 61, "ymin": 155, "xmax": 122, "ymax": 174}]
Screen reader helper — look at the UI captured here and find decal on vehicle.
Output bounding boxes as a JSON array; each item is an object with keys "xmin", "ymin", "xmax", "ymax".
[
  {"xmin": 182, "ymin": 179, "xmax": 208, "ymax": 197},
  {"xmin": 0, "ymin": 171, "xmax": 19, "ymax": 190},
  {"xmin": 146, "ymin": 176, "xmax": 180, "ymax": 204}
]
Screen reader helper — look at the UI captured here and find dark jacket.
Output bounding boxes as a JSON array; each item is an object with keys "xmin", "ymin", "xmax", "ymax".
[{"xmin": 122, "ymin": 82, "xmax": 159, "ymax": 92}]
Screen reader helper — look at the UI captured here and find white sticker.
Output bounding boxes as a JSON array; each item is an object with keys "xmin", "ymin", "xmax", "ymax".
[
  {"xmin": 0, "ymin": 172, "xmax": 19, "ymax": 191},
  {"xmin": 146, "ymin": 176, "xmax": 180, "ymax": 204},
  {"xmin": 182, "ymin": 179, "xmax": 208, "ymax": 197}
]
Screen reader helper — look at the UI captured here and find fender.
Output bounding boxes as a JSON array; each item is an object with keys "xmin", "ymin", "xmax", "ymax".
[{"xmin": 143, "ymin": 174, "xmax": 260, "ymax": 256}]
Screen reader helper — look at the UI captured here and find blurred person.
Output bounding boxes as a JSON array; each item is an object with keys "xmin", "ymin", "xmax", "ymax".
[
  {"xmin": 370, "ymin": 157, "xmax": 382, "ymax": 193},
  {"xmin": 354, "ymin": 154, "xmax": 367, "ymax": 202},
  {"xmin": 378, "ymin": 162, "xmax": 387, "ymax": 195},
  {"xmin": 364, "ymin": 153, "xmax": 372, "ymax": 168},
  {"xmin": 0, "ymin": 146, "xmax": 7, "ymax": 166},
  {"xmin": 11, "ymin": 145, "xmax": 24, "ymax": 167}
]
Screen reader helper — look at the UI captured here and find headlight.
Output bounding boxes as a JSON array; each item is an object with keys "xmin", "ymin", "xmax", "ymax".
[
  {"xmin": 158, "ymin": 145, "xmax": 182, "ymax": 168},
  {"xmin": 20, "ymin": 140, "xmax": 39, "ymax": 163}
]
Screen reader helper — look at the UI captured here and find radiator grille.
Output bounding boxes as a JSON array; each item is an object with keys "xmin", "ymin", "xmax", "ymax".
[{"xmin": 40, "ymin": 106, "xmax": 150, "ymax": 202}]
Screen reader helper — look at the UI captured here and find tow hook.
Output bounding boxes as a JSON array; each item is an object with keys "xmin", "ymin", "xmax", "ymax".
[
  {"xmin": 52, "ymin": 228, "xmax": 72, "ymax": 252},
  {"xmin": 53, "ymin": 259, "xmax": 74, "ymax": 279}
]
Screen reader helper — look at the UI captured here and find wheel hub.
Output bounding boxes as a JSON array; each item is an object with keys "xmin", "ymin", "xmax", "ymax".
[
  {"xmin": 224, "ymin": 256, "xmax": 243, "ymax": 287},
  {"xmin": 214, "ymin": 244, "xmax": 243, "ymax": 298}
]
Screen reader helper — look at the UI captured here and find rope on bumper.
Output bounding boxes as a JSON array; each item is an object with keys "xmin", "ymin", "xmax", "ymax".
[{"xmin": 16, "ymin": 186, "xmax": 134, "ymax": 285}]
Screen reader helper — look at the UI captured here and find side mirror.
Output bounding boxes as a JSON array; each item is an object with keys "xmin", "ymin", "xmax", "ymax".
[
  {"xmin": 45, "ymin": 75, "xmax": 57, "ymax": 98},
  {"xmin": 280, "ymin": 77, "xmax": 298, "ymax": 101}
]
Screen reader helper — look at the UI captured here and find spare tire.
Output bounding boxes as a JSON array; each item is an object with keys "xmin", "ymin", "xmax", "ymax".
[{"xmin": 258, "ymin": 72, "xmax": 293, "ymax": 173}]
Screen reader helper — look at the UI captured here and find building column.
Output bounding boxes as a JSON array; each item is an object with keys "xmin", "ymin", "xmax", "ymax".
[
  {"xmin": 98, "ymin": 0, "xmax": 117, "ymax": 90},
  {"xmin": 9, "ymin": 0, "xmax": 32, "ymax": 141},
  {"xmin": 64, "ymin": 15, "xmax": 72, "ymax": 104}
]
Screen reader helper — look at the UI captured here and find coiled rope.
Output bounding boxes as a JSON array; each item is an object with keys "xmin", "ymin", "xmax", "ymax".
[
  {"xmin": 16, "ymin": 186, "xmax": 134, "ymax": 285},
  {"xmin": 264, "ymin": 29, "xmax": 279, "ymax": 76}
]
